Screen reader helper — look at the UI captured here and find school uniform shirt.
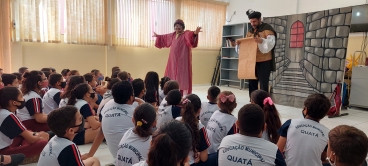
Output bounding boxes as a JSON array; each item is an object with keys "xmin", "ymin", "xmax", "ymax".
[
  {"xmin": 176, "ymin": 117, "xmax": 211, "ymax": 165},
  {"xmin": 101, "ymin": 100, "xmax": 135, "ymax": 160},
  {"xmin": 156, "ymin": 104, "xmax": 181, "ymax": 129},
  {"xmin": 132, "ymin": 97, "xmax": 141, "ymax": 109},
  {"xmin": 206, "ymin": 110, "xmax": 238, "ymax": 154},
  {"xmin": 132, "ymin": 161, "xmax": 148, "ymax": 166},
  {"xmin": 158, "ymin": 98, "xmax": 167, "ymax": 111},
  {"xmin": 116, "ymin": 128, "xmax": 151, "ymax": 166},
  {"xmin": 74, "ymin": 99, "xmax": 95, "ymax": 118},
  {"xmin": 262, "ymin": 129, "xmax": 270, "ymax": 142},
  {"xmin": 199, "ymin": 102, "xmax": 220, "ymax": 127},
  {"xmin": 218, "ymin": 134, "xmax": 286, "ymax": 166},
  {"xmin": 0, "ymin": 109, "xmax": 27, "ymax": 149},
  {"xmin": 59, "ymin": 98, "xmax": 68, "ymax": 108},
  {"xmin": 43, "ymin": 88, "xmax": 62, "ymax": 114},
  {"xmin": 38, "ymin": 136, "xmax": 85, "ymax": 166},
  {"xmin": 278, "ymin": 118, "xmax": 329, "ymax": 166},
  {"xmin": 40, "ymin": 87, "xmax": 49, "ymax": 98},
  {"xmin": 17, "ymin": 91, "xmax": 43, "ymax": 121},
  {"xmin": 159, "ymin": 90, "xmax": 165, "ymax": 103},
  {"xmin": 97, "ymin": 90, "xmax": 113, "ymax": 116}
]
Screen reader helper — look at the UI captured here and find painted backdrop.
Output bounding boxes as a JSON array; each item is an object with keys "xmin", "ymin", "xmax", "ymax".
[{"xmin": 263, "ymin": 7, "xmax": 352, "ymax": 108}]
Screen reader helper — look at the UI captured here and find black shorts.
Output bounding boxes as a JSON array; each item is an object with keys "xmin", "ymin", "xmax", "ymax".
[{"xmin": 72, "ymin": 130, "xmax": 86, "ymax": 145}]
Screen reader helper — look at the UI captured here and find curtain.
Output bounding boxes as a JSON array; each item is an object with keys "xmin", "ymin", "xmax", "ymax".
[
  {"xmin": 64, "ymin": 0, "xmax": 106, "ymax": 45},
  {"xmin": 11, "ymin": 0, "xmax": 60, "ymax": 43},
  {"xmin": 111, "ymin": 0, "xmax": 176, "ymax": 47},
  {"xmin": 0, "ymin": 0, "xmax": 12, "ymax": 72},
  {"xmin": 180, "ymin": 0, "xmax": 226, "ymax": 50}
]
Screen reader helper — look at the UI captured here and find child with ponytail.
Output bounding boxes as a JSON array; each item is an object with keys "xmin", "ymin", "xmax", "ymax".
[
  {"xmin": 133, "ymin": 120, "xmax": 193, "ymax": 166},
  {"xmin": 251, "ymin": 90, "xmax": 281, "ymax": 144},
  {"xmin": 116, "ymin": 103, "xmax": 157, "ymax": 166},
  {"xmin": 206, "ymin": 91, "xmax": 238, "ymax": 154},
  {"xmin": 176, "ymin": 94, "xmax": 211, "ymax": 166}
]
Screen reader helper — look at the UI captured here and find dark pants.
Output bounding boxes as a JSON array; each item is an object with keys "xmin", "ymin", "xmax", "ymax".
[{"xmin": 249, "ymin": 60, "xmax": 272, "ymax": 97}]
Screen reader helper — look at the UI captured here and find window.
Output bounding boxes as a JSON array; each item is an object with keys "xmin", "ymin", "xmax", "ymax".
[
  {"xmin": 180, "ymin": 0, "xmax": 226, "ymax": 50},
  {"xmin": 11, "ymin": 0, "xmax": 60, "ymax": 43},
  {"xmin": 290, "ymin": 21, "xmax": 304, "ymax": 48},
  {"xmin": 111, "ymin": 0, "xmax": 175, "ymax": 47}
]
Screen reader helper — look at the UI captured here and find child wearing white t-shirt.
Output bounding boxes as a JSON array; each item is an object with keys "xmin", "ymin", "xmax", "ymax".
[
  {"xmin": 159, "ymin": 76, "xmax": 170, "ymax": 103},
  {"xmin": 133, "ymin": 120, "xmax": 192, "ymax": 166},
  {"xmin": 43, "ymin": 74, "xmax": 66, "ymax": 115},
  {"xmin": 156, "ymin": 89, "xmax": 182, "ymax": 129},
  {"xmin": 327, "ymin": 125, "xmax": 368, "ymax": 166},
  {"xmin": 59, "ymin": 75, "xmax": 86, "ymax": 108},
  {"xmin": 158, "ymin": 80, "xmax": 180, "ymax": 111},
  {"xmin": 132, "ymin": 78, "xmax": 146, "ymax": 108},
  {"xmin": 218, "ymin": 104, "xmax": 286, "ymax": 166},
  {"xmin": 206, "ymin": 91, "xmax": 238, "ymax": 154},
  {"xmin": 38, "ymin": 106, "xmax": 100, "ymax": 166},
  {"xmin": 250, "ymin": 90, "xmax": 281, "ymax": 144},
  {"xmin": 176, "ymin": 94, "xmax": 211, "ymax": 166},
  {"xmin": 199, "ymin": 86, "xmax": 220, "ymax": 127},
  {"xmin": 277, "ymin": 93, "xmax": 331, "ymax": 166},
  {"xmin": 116, "ymin": 103, "xmax": 156, "ymax": 166},
  {"xmin": 101, "ymin": 81, "xmax": 135, "ymax": 160}
]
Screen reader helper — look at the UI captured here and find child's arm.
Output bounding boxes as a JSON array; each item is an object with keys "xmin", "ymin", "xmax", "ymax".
[
  {"xmin": 25, "ymin": 98, "xmax": 47, "ymax": 123},
  {"xmin": 277, "ymin": 137, "xmax": 287, "ymax": 153},
  {"xmin": 321, "ymin": 145, "xmax": 328, "ymax": 163},
  {"xmin": 277, "ymin": 119, "xmax": 291, "ymax": 152},
  {"xmin": 81, "ymin": 130, "xmax": 104, "ymax": 160},
  {"xmin": 80, "ymin": 104, "xmax": 101, "ymax": 130}
]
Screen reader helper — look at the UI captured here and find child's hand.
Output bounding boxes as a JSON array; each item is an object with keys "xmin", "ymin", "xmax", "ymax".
[
  {"xmin": 194, "ymin": 152, "xmax": 201, "ymax": 163},
  {"xmin": 81, "ymin": 153, "xmax": 92, "ymax": 160},
  {"xmin": 38, "ymin": 131, "xmax": 49, "ymax": 140}
]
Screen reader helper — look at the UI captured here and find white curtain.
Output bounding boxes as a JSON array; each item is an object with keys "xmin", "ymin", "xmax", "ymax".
[
  {"xmin": 11, "ymin": 0, "xmax": 60, "ymax": 43},
  {"xmin": 0, "ymin": 0, "xmax": 12, "ymax": 72},
  {"xmin": 64, "ymin": 0, "xmax": 106, "ymax": 45},
  {"xmin": 180, "ymin": 0, "xmax": 226, "ymax": 50},
  {"xmin": 111, "ymin": 0, "xmax": 176, "ymax": 47}
]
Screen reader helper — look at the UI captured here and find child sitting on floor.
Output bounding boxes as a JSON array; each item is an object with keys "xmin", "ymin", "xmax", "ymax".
[
  {"xmin": 206, "ymin": 91, "xmax": 238, "ymax": 154},
  {"xmin": 158, "ymin": 80, "xmax": 180, "ymax": 110},
  {"xmin": 159, "ymin": 76, "xmax": 170, "ymax": 103},
  {"xmin": 218, "ymin": 104, "xmax": 286, "ymax": 166},
  {"xmin": 38, "ymin": 106, "xmax": 100, "ymax": 166},
  {"xmin": 199, "ymin": 86, "xmax": 220, "ymax": 127},
  {"xmin": 327, "ymin": 125, "xmax": 368, "ymax": 166},
  {"xmin": 277, "ymin": 93, "xmax": 331, "ymax": 166},
  {"xmin": 156, "ymin": 89, "xmax": 182, "ymax": 129}
]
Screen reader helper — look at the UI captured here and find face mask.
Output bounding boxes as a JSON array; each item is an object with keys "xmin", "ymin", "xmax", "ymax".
[
  {"xmin": 328, "ymin": 153, "xmax": 336, "ymax": 166},
  {"xmin": 72, "ymin": 118, "xmax": 85, "ymax": 134},
  {"xmin": 15, "ymin": 100, "xmax": 26, "ymax": 109},
  {"xmin": 42, "ymin": 80, "xmax": 49, "ymax": 88},
  {"xmin": 302, "ymin": 109, "xmax": 306, "ymax": 118},
  {"xmin": 60, "ymin": 82, "xmax": 67, "ymax": 89},
  {"xmin": 90, "ymin": 92, "xmax": 95, "ymax": 99},
  {"xmin": 98, "ymin": 75, "xmax": 104, "ymax": 81}
]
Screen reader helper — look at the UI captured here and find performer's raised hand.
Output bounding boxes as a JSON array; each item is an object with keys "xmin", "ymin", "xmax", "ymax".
[
  {"xmin": 152, "ymin": 32, "xmax": 157, "ymax": 37},
  {"xmin": 254, "ymin": 37, "xmax": 263, "ymax": 44},
  {"xmin": 194, "ymin": 26, "xmax": 202, "ymax": 34}
]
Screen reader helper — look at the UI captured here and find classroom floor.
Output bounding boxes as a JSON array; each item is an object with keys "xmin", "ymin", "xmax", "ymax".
[{"xmin": 22, "ymin": 85, "xmax": 368, "ymax": 166}]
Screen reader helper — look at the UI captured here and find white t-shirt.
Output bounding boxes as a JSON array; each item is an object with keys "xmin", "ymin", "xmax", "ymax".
[
  {"xmin": 159, "ymin": 90, "xmax": 165, "ymax": 104},
  {"xmin": 116, "ymin": 128, "xmax": 151, "ymax": 166},
  {"xmin": 43, "ymin": 88, "xmax": 62, "ymax": 114},
  {"xmin": 132, "ymin": 97, "xmax": 141, "ymax": 108},
  {"xmin": 278, "ymin": 118, "xmax": 329, "ymax": 166},
  {"xmin": 0, "ymin": 109, "xmax": 27, "ymax": 149},
  {"xmin": 176, "ymin": 117, "xmax": 211, "ymax": 165},
  {"xmin": 199, "ymin": 102, "xmax": 220, "ymax": 127},
  {"xmin": 38, "ymin": 136, "xmax": 84, "ymax": 166},
  {"xmin": 206, "ymin": 110, "xmax": 237, "ymax": 154},
  {"xmin": 97, "ymin": 90, "xmax": 113, "ymax": 116},
  {"xmin": 132, "ymin": 161, "xmax": 148, "ymax": 166},
  {"xmin": 218, "ymin": 134, "xmax": 286, "ymax": 166},
  {"xmin": 156, "ymin": 104, "xmax": 181, "ymax": 129},
  {"xmin": 17, "ymin": 91, "xmax": 43, "ymax": 121},
  {"xmin": 59, "ymin": 98, "xmax": 68, "ymax": 108},
  {"xmin": 101, "ymin": 100, "xmax": 135, "ymax": 160},
  {"xmin": 262, "ymin": 129, "xmax": 270, "ymax": 142}
]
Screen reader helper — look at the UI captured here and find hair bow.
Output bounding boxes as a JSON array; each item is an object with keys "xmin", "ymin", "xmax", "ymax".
[
  {"xmin": 220, "ymin": 94, "xmax": 235, "ymax": 103},
  {"xmin": 263, "ymin": 97, "xmax": 274, "ymax": 106},
  {"xmin": 182, "ymin": 99, "xmax": 191, "ymax": 104}
]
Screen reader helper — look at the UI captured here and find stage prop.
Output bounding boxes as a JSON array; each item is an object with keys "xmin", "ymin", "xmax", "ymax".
[{"xmin": 238, "ymin": 38, "xmax": 257, "ymax": 80}]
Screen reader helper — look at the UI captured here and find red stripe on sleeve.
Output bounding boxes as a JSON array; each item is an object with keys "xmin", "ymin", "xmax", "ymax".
[
  {"xmin": 202, "ymin": 128, "xmax": 211, "ymax": 146},
  {"xmin": 10, "ymin": 114, "xmax": 27, "ymax": 131},
  {"xmin": 71, "ymin": 144, "xmax": 83, "ymax": 166}
]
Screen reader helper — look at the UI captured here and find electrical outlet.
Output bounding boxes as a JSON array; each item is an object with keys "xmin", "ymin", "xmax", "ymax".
[{"xmin": 234, "ymin": 11, "xmax": 236, "ymax": 15}]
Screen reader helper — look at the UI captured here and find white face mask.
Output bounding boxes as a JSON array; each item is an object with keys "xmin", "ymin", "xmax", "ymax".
[{"xmin": 328, "ymin": 153, "xmax": 336, "ymax": 166}]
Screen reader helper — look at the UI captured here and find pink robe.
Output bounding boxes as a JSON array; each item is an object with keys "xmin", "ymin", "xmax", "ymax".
[{"xmin": 155, "ymin": 30, "xmax": 198, "ymax": 94}]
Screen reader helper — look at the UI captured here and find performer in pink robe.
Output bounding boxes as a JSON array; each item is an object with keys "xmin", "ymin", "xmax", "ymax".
[{"xmin": 154, "ymin": 19, "xmax": 201, "ymax": 95}]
